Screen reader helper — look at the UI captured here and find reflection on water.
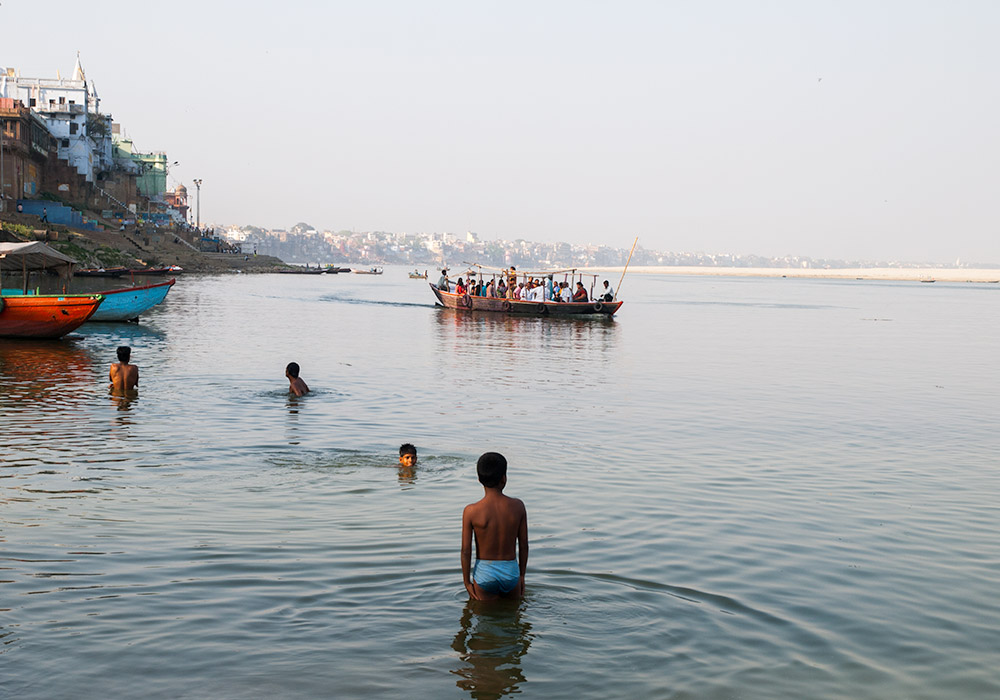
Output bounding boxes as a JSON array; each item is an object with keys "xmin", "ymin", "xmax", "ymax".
[
  {"xmin": 0, "ymin": 338, "xmax": 96, "ymax": 388},
  {"xmin": 451, "ymin": 598, "xmax": 533, "ymax": 699},
  {"xmin": 397, "ymin": 464, "xmax": 417, "ymax": 487}
]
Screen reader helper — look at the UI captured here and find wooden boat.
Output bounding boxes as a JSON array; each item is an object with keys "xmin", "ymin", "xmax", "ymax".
[
  {"xmin": 430, "ymin": 283, "xmax": 622, "ymax": 317},
  {"xmin": 88, "ymin": 278, "xmax": 176, "ymax": 322},
  {"xmin": 408, "ymin": 270, "xmax": 428, "ymax": 279},
  {"xmin": 354, "ymin": 267, "xmax": 383, "ymax": 275},
  {"xmin": 135, "ymin": 267, "xmax": 173, "ymax": 276},
  {"xmin": 275, "ymin": 267, "xmax": 326, "ymax": 275},
  {"xmin": 75, "ymin": 266, "xmax": 129, "ymax": 278},
  {"xmin": 0, "ymin": 294, "xmax": 104, "ymax": 338}
]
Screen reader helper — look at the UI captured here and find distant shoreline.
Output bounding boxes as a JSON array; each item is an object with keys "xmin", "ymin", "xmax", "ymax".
[{"xmin": 578, "ymin": 266, "xmax": 1000, "ymax": 283}]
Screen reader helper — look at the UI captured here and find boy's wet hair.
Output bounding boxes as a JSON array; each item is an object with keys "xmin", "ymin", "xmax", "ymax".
[
  {"xmin": 286, "ymin": 362, "xmax": 300, "ymax": 378},
  {"xmin": 399, "ymin": 443, "xmax": 417, "ymax": 458},
  {"xmin": 116, "ymin": 346, "xmax": 131, "ymax": 362},
  {"xmin": 477, "ymin": 452, "xmax": 507, "ymax": 487}
]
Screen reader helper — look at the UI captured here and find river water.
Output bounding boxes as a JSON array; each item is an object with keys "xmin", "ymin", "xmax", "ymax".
[{"xmin": 2, "ymin": 269, "xmax": 998, "ymax": 699}]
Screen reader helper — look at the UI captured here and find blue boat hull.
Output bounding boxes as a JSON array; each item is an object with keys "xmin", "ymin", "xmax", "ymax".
[{"xmin": 89, "ymin": 279, "xmax": 176, "ymax": 322}]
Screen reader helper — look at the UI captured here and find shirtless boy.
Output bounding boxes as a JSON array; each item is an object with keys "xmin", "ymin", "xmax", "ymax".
[
  {"xmin": 109, "ymin": 346, "xmax": 139, "ymax": 395},
  {"xmin": 285, "ymin": 362, "xmax": 309, "ymax": 396},
  {"xmin": 461, "ymin": 452, "xmax": 529, "ymax": 600}
]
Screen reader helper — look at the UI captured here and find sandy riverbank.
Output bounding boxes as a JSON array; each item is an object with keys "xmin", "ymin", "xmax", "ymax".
[{"xmin": 578, "ymin": 266, "xmax": 1000, "ymax": 283}]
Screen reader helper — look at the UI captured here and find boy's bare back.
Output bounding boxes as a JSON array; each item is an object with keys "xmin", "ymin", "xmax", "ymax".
[
  {"xmin": 461, "ymin": 452, "xmax": 529, "ymax": 600},
  {"xmin": 463, "ymin": 493, "xmax": 526, "ymax": 560},
  {"xmin": 109, "ymin": 362, "xmax": 139, "ymax": 394}
]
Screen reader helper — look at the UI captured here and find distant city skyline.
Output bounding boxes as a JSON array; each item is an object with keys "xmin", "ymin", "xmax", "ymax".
[{"xmin": 3, "ymin": 1, "xmax": 998, "ymax": 263}]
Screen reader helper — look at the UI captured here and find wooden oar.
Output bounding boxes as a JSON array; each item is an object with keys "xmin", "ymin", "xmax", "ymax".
[{"xmin": 614, "ymin": 237, "xmax": 638, "ymax": 302}]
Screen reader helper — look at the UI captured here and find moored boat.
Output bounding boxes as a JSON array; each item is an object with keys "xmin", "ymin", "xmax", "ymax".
[
  {"xmin": 354, "ymin": 266, "xmax": 383, "ymax": 275},
  {"xmin": 0, "ymin": 294, "xmax": 105, "ymax": 338},
  {"xmin": 75, "ymin": 266, "xmax": 129, "ymax": 278},
  {"xmin": 87, "ymin": 278, "xmax": 176, "ymax": 322}
]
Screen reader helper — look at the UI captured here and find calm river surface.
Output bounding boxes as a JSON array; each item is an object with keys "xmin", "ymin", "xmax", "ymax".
[{"xmin": 2, "ymin": 269, "xmax": 999, "ymax": 699}]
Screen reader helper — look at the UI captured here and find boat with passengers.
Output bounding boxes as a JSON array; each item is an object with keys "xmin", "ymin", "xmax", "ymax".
[{"xmin": 429, "ymin": 264, "xmax": 623, "ymax": 317}]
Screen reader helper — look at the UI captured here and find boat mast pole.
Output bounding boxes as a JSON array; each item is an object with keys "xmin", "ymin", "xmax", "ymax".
[{"xmin": 614, "ymin": 237, "xmax": 639, "ymax": 302}]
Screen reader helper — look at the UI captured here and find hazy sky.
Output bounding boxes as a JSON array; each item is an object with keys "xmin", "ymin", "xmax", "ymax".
[{"xmin": 3, "ymin": 1, "xmax": 998, "ymax": 262}]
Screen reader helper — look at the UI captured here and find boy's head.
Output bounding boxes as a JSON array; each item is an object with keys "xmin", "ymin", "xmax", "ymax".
[
  {"xmin": 116, "ymin": 346, "xmax": 131, "ymax": 363},
  {"xmin": 399, "ymin": 443, "xmax": 417, "ymax": 467},
  {"xmin": 477, "ymin": 452, "xmax": 507, "ymax": 488},
  {"xmin": 286, "ymin": 362, "xmax": 300, "ymax": 378}
]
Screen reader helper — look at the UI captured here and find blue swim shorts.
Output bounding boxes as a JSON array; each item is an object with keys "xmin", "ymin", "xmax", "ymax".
[{"xmin": 472, "ymin": 559, "xmax": 520, "ymax": 594}]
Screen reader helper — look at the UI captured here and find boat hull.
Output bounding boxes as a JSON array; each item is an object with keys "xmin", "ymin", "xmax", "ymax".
[
  {"xmin": 429, "ymin": 284, "xmax": 622, "ymax": 317},
  {"xmin": 88, "ymin": 279, "xmax": 176, "ymax": 322},
  {"xmin": 0, "ymin": 294, "xmax": 104, "ymax": 338}
]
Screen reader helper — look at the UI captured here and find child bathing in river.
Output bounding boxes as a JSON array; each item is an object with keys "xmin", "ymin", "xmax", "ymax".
[
  {"xmin": 285, "ymin": 362, "xmax": 309, "ymax": 396},
  {"xmin": 461, "ymin": 452, "xmax": 529, "ymax": 600}
]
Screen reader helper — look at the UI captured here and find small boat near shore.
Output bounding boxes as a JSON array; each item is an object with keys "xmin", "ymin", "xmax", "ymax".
[
  {"xmin": 0, "ymin": 294, "xmax": 105, "ymax": 338},
  {"xmin": 87, "ymin": 278, "xmax": 176, "ymax": 322},
  {"xmin": 75, "ymin": 266, "xmax": 129, "ymax": 278}
]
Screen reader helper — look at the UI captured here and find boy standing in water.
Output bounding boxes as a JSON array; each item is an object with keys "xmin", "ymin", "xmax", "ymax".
[
  {"xmin": 461, "ymin": 452, "xmax": 529, "ymax": 600},
  {"xmin": 285, "ymin": 362, "xmax": 309, "ymax": 396},
  {"xmin": 109, "ymin": 346, "xmax": 139, "ymax": 395}
]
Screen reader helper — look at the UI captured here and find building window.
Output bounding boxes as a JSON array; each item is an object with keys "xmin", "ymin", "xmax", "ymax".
[
  {"xmin": 59, "ymin": 96, "xmax": 65, "ymax": 104},
  {"xmin": 69, "ymin": 100, "xmax": 75, "ymax": 105},
  {"xmin": 69, "ymin": 122, "xmax": 79, "ymax": 134},
  {"xmin": 61, "ymin": 139, "xmax": 69, "ymax": 147},
  {"xmin": 29, "ymin": 98, "xmax": 36, "ymax": 107}
]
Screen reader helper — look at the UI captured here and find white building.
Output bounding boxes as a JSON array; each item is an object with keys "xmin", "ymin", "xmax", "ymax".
[{"xmin": 3, "ymin": 55, "xmax": 113, "ymax": 182}]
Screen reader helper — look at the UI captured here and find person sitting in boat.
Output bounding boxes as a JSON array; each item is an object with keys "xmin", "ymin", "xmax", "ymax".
[
  {"xmin": 572, "ymin": 282, "xmax": 589, "ymax": 302},
  {"xmin": 437, "ymin": 270, "xmax": 450, "ymax": 291},
  {"xmin": 513, "ymin": 282, "xmax": 525, "ymax": 300},
  {"xmin": 286, "ymin": 362, "xmax": 309, "ymax": 397},
  {"xmin": 599, "ymin": 280, "xmax": 614, "ymax": 302},
  {"xmin": 109, "ymin": 346, "xmax": 139, "ymax": 396},
  {"xmin": 497, "ymin": 279, "xmax": 507, "ymax": 297},
  {"xmin": 559, "ymin": 281, "xmax": 572, "ymax": 302},
  {"xmin": 484, "ymin": 279, "xmax": 495, "ymax": 297},
  {"xmin": 455, "ymin": 278, "xmax": 467, "ymax": 295}
]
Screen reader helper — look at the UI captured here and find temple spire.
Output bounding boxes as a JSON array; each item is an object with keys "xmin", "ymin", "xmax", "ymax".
[{"xmin": 73, "ymin": 52, "xmax": 86, "ymax": 81}]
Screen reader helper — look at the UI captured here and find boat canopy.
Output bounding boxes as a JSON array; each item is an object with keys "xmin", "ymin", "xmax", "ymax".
[
  {"xmin": 0, "ymin": 241, "xmax": 78, "ymax": 275},
  {"xmin": 0, "ymin": 241, "xmax": 78, "ymax": 293}
]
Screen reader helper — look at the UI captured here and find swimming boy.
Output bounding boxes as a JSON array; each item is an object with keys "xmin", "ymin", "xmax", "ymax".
[
  {"xmin": 109, "ymin": 346, "xmax": 139, "ymax": 395},
  {"xmin": 399, "ymin": 443, "xmax": 417, "ymax": 467},
  {"xmin": 461, "ymin": 452, "xmax": 528, "ymax": 600},
  {"xmin": 285, "ymin": 362, "xmax": 309, "ymax": 396}
]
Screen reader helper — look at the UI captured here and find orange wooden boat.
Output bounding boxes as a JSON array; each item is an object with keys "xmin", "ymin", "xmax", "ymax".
[{"xmin": 0, "ymin": 294, "xmax": 104, "ymax": 338}]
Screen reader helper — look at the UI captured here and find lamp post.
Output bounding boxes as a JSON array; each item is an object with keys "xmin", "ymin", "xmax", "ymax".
[
  {"xmin": 192, "ymin": 178, "xmax": 202, "ymax": 230},
  {"xmin": 0, "ymin": 113, "xmax": 5, "ymax": 214}
]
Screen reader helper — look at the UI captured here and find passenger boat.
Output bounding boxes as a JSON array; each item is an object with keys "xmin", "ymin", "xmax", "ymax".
[
  {"xmin": 408, "ymin": 270, "xmax": 428, "ymax": 279},
  {"xmin": 430, "ymin": 283, "xmax": 622, "ymax": 316},
  {"xmin": 0, "ymin": 293, "xmax": 105, "ymax": 338},
  {"xmin": 324, "ymin": 266, "xmax": 351, "ymax": 274},
  {"xmin": 354, "ymin": 266, "xmax": 383, "ymax": 275},
  {"xmin": 429, "ymin": 262, "xmax": 630, "ymax": 317},
  {"xmin": 87, "ymin": 278, "xmax": 176, "ymax": 322}
]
